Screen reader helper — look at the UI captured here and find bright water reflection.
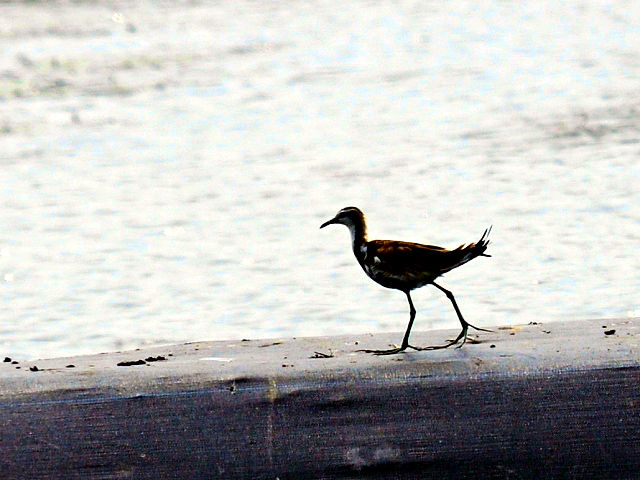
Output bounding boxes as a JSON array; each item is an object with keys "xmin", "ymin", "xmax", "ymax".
[{"xmin": 0, "ymin": 0, "xmax": 639, "ymax": 358}]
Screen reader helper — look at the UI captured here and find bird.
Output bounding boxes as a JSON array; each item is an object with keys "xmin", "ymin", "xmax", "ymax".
[{"xmin": 320, "ymin": 206, "xmax": 491, "ymax": 355}]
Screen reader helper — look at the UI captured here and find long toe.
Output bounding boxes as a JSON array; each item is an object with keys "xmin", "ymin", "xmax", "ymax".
[
  {"xmin": 357, "ymin": 345, "xmax": 407, "ymax": 355},
  {"xmin": 463, "ymin": 337, "xmax": 481, "ymax": 344},
  {"xmin": 415, "ymin": 340, "xmax": 459, "ymax": 351},
  {"xmin": 373, "ymin": 348, "xmax": 405, "ymax": 356},
  {"xmin": 417, "ymin": 327, "xmax": 468, "ymax": 350},
  {"xmin": 467, "ymin": 322, "xmax": 492, "ymax": 333}
]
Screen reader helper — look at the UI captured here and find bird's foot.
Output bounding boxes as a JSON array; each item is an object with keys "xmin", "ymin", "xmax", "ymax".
[
  {"xmin": 414, "ymin": 326, "xmax": 470, "ymax": 350},
  {"xmin": 460, "ymin": 336, "xmax": 481, "ymax": 344},
  {"xmin": 467, "ymin": 322, "xmax": 492, "ymax": 333},
  {"xmin": 417, "ymin": 322, "xmax": 491, "ymax": 350},
  {"xmin": 357, "ymin": 344, "xmax": 410, "ymax": 355},
  {"xmin": 413, "ymin": 341, "xmax": 460, "ymax": 351}
]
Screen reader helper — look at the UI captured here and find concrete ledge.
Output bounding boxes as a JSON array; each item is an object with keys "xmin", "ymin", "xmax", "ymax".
[{"xmin": 1, "ymin": 318, "xmax": 639, "ymax": 479}]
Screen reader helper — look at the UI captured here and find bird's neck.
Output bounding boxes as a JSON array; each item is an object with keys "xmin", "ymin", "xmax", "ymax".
[{"xmin": 346, "ymin": 220, "xmax": 368, "ymax": 261}]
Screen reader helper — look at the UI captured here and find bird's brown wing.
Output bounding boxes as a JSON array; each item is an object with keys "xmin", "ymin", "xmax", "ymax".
[
  {"xmin": 366, "ymin": 238, "xmax": 486, "ymax": 281},
  {"xmin": 365, "ymin": 240, "xmax": 450, "ymax": 284}
]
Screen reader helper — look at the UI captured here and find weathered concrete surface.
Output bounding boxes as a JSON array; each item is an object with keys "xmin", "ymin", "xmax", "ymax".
[{"xmin": 1, "ymin": 318, "xmax": 639, "ymax": 479}]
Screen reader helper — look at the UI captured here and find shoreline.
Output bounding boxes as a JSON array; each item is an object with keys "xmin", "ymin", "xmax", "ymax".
[
  {"xmin": 1, "ymin": 317, "xmax": 638, "ymax": 397},
  {"xmin": 2, "ymin": 318, "xmax": 639, "ymax": 479}
]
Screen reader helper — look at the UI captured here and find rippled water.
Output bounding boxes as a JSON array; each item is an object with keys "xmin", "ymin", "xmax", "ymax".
[{"xmin": 1, "ymin": 0, "xmax": 639, "ymax": 359}]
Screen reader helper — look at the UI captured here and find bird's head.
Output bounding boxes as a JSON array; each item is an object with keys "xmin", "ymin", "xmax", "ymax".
[{"xmin": 320, "ymin": 206, "xmax": 365, "ymax": 230}]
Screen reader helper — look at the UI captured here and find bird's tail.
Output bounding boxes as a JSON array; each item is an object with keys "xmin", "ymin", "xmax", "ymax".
[
  {"xmin": 441, "ymin": 226, "xmax": 492, "ymax": 273},
  {"xmin": 476, "ymin": 225, "xmax": 492, "ymax": 258}
]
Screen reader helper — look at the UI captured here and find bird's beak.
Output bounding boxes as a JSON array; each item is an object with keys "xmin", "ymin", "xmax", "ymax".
[{"xmin": 320, "ymin": 217, "xmax": 337, "ymax": 229}]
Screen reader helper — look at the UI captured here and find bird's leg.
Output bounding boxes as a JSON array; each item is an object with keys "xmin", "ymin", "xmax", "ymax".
[
  {"xmin": 400, "ymin": 291, "xmax": 419, "ymax": 349},
  {"xmin": 417, "ymin": 282, "xmax": 491, "ymax": 350},
  {"xmin": 359, "ymin": 291, "xmax": 418, "ymax": 355}
]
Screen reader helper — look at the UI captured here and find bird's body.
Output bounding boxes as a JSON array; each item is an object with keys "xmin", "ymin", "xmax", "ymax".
[
  {"xmin": 320, "ymin": 206, "xmax": 491, "ymax": 354},
  {"xmin": 360, "ymin": 239, "xmax": 487, "ymax": 291}
]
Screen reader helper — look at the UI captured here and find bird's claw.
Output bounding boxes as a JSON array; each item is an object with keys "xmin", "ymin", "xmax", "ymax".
[{"xmin": 357, "ymin": 344, "xmax": 411, "ymax": 355}]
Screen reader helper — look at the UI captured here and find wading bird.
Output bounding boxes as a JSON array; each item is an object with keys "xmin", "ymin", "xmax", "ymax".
[{"xmin": 320, "ymin": 207, "xmax": 491, "ymax": 355}]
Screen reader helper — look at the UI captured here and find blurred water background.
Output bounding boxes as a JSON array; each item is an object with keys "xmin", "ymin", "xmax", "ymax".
[{"xmin": 1, "ymin": 0, "xmax": 639, "ymax": 359}]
